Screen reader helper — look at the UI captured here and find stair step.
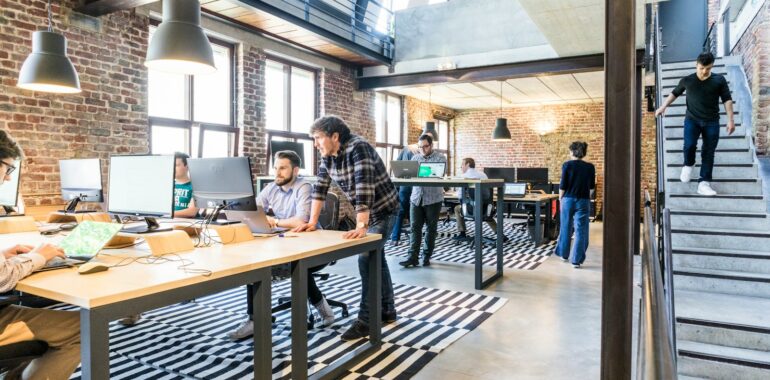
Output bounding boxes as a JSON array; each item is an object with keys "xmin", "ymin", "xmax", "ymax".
[
  {"xmin": 667, "ymin": 194, "xmax": 766, "ymax": 212},
  {"xmin": 664, "ymin": 115, "xmax": 737, "ymax": 127},
  {"xmin": 674, "ymin": 267, "xmax": 770, "ymax": 298},
  {"xmin": 661, "ymin": 61, "xmax": 725, "ymax": 70},
  {"xmin": 662, "ymin": 76, "xmax": 733, "ymax": 87},
  {"xmin": 661, "ymin": 68, "xmax": 728, "ymax": 78},
  {"xmin": 676, "ymin": 375, "xmax": 709, "ymax": 380},
  {"xmin": 666, "ymin": 178, "xmax": 762, "ymax": 195},
  {"xmin": 677, "ymin": 317, "xmax": 770, "ymax": 352},
  {"xmin": 664, "ymin": 81, "xmax": 732, "ymax": 93},
  {"xmin": 666, "ymin": 164, "xmax": 757, "ymax": 179},
  {"xmin": 675, "ymin": 290, "xmax": 770, "ymax": 337},
  {"xmin": 677, "ymin": 340, "xmax": 770, "ymax": 379},
  {"xmin": 674, "ymin": 246, "xmax": 770, "ymax": 273},
  {"xmin": 672, "ymin": 93, "xmax": 735, "ymax": 106},
  {"xmin": 665, "ymin": 150, "xmax": 754, "ymax": 165},
  {"xmin": 665, "ymin": 125, "xmax": 746, "ymax": 138},
  {"xmin": 664, "ymin": 135, "xmax": 749, "ymax": 151},
  {"xmin": 672, "ymin": 227, "xmax": 770, "ymax": 251},
  {"xmin": 669, "ymin": 210, "xmax": 768, "ymax": 230}
]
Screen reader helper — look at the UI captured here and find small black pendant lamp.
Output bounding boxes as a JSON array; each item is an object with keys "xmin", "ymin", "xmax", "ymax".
[
  {"xmin": 423, "ymin": 86, "xmax": 437, "ymax": 136},
  {"xmin": 492, "ymin": 81, "xmax": 511, "ymax": 141}
]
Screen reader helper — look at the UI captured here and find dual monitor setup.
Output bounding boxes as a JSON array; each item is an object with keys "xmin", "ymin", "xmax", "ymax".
[
  {"xmin": 390, "ymin": 161, "xmax": 446, "ymax": 179},
  {"xmin": 483, "ymin": 167, "xmax": 549, "ymax": 197}
]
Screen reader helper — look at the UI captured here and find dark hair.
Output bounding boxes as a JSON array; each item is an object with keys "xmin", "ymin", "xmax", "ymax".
[
  {"xmin": 275, "ymin": 150, "xmax": 302, "ymax": 169},
  {"xmin": 569, "ymin": 141, "xmax": 588, "ymax": 159},
  {"xmin": 696, "ymin": 52, "xmax": 715, "ymax": 66},
  {"xmin": 0, "ymin": 130, "xmax": 23, "ymax": 161},
  {"xmin": 462, "ymin": 157, "xmax": 476, "ymax": 168},
  {"xmin": 174, "ymin": 152, "xmax": 189, "ymax": 166},
  {"xmin": 418, "ymin": 134, "xmax": 433, "ymax": 145},
  {"xmin": 310, "ymin": 116, "xmax": 351, "ymax": 142}
]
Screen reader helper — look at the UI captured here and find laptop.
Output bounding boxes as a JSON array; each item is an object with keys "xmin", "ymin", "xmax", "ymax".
[
  {"xmin": 504, "ymin": 183, "xmax": 528, "ymax": 198},
  {"xmin": 36, "ymin": 221, "xmax": 123, "ymax": 271},
  {"xmin": 390, "ymin": 160, "xmax": 420, "ymax": 178},
  {"xmin": 226, "ymin": 207, "xmax": 289, "ymax": 235},
  {"xmin": 418, "ymin": 162, "xmax": 446, "ymax": 178}
]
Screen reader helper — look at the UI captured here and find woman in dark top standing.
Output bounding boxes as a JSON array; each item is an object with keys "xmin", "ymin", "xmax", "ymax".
[{"xmin": 555, "ymin": 141, "xmax": 595, "ymax": 268}]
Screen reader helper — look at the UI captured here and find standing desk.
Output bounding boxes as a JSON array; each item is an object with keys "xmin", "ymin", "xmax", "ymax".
[
  {"xmin": 9, "ymin": 229, "xmax": 382, "ymax": 380},
  {"xmin": 391, "ymin": 178, "xmax": 505, "ymax": 290}
]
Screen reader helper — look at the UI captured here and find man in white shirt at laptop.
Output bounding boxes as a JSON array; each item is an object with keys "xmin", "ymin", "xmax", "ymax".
[
  {"xmin": 228, "ymin": 150, "xmax": 335, "ymax": 340},
  {"xmin": 453, "ymin": 157, "xmax": 499, "ymax": 241}
]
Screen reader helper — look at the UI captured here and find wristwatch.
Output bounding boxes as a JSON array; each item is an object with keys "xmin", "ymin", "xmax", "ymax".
[{"xmin": 356, "ymin": 221, "xmax": 368, "ymax": 230}]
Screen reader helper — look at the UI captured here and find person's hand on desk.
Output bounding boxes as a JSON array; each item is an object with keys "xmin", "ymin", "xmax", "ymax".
[
  {"xmin": 292, "ymin": 221, "xmax": 318, "ymax": 233},
  {"xmin": 342, "ymin": 227, "xmax": 367, "ymax": 239},
  {"xmin": 266, "ymin": 216, "xmax": 277, "ymax": 229},
  {"xmin": 2, "ymin": 244, "xmax": 34, "ymax": 258},
  {"xmin": 33, "ymin": 244, "xmax": 66, "ymax": 261}
]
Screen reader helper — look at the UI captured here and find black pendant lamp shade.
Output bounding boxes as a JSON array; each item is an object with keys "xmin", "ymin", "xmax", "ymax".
[
  {"xmin": 145, "ymin": 0, "xmax": 216, "ymax": 75},
  {"xmin": 492, "ymin": 118, "xmax": 511, "ymax": 140},
  {"xmin": 423, "ymin": 121, "xmax": 437, "ymax": 136},
  {"xmin": 17, "ymin": 1, "xmax": 81, "ymax": 94}
]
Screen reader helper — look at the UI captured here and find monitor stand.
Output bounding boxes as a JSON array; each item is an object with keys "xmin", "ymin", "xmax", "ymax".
[
  {"xmin": 60, "ymin": 197, "xmax": 96, "ymax": 214},
  {"xmin": 122, "ymin": 216, "xmax": 172, "ymax": 234},
  {"xmin": 0, "ymin": 206, "xmax": 23, "ymax": 217},
  {"xmin": 206, "ymin": 203, "xmax": 240, "ymax": 226}
]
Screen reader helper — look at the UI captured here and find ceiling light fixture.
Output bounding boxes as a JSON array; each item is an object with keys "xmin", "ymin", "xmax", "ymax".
[
  {"xmin": 145, "ymin": 0, "xmax": 216, "ymax": 75},
  {"xmin": 492, "ymin": 81, "xmax": 511, "ymax": 141},
  {"xmin": 423, "ymin": 86, "xmax": 437, "ymax": 136},
  {"xmin": 17, "ymin": 0, "xmax": 81, "ymax": 94}
]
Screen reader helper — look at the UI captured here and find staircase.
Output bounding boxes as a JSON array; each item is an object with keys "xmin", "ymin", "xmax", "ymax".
[{"xmin": 660, "ymin": 57, "xmax": 770, "ymax": 380}]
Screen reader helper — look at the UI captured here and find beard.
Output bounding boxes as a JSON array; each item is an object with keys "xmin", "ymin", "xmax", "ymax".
[{"xmin": 275, "ymin": 173, "xmax": 294, "ymax": 186}]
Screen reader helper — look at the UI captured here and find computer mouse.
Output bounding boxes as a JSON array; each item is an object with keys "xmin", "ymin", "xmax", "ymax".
[
  {"xmin": 60, "ymin": 223, "xmax": 77, "ymax": 231},
  {"xmin": 77, "ymin": 262, "xmax": 109, "ymax": 275}
]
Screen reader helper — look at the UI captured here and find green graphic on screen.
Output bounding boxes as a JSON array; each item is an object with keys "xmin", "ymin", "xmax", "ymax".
[
  {"xmin": 418, "ymin": 166, "xmax": 433, "ymax": 177},
  {"xmin": 58, "ymin": 221, "xmax": 123, "ymax": 258}
]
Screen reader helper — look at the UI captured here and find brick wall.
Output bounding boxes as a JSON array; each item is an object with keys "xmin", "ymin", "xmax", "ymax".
[
  {"xmin": 320, "ymin": 66, "xmax": 376, "ymax": 142},
  {"xmin": 404, "ymin": 96, "xmax": 456, "ymax": 145},
  {"xmin": 238, "ymin": 46, "xmax": 267, "ymax": 176},
  {"xmin": 0, "ymin": 0, "xmax": 150, "ymax": 206},
  {"xmin": 708, "ymin": 0, "xmax": 721, "ymax": 27}
]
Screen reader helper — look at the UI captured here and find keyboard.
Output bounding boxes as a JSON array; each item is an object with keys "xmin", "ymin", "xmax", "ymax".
[{"xmin": 34, "ymin": 257, "xmax": 84, "ymax": 272}]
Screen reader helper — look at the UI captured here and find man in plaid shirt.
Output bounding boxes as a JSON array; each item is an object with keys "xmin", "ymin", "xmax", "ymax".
[{"xmin": 294, "ymin": 115, "xmax": 399, "ymax": 341}]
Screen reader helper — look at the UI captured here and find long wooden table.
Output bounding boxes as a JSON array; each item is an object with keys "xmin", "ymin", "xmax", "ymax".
[
  {"xmin": 392, "ymin": 177, "xmax": 505, "ymax": 290},
  {"xmin": 6, "ymin": 229, "xmax": 383, "ymax": 380}
]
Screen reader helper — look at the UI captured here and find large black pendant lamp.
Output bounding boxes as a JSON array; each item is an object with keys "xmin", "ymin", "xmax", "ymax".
[
  {"xmin": 145, "ymin": 0, "xmax": 216, "ymax": 75},
  {"xmin": 423, "ymin": 86, "xmax": 438, "ymax": 136},
  {"xmin": 492, "ymin": 81, "xmax": 511, "ymax": 141},
  {"xmin": 17, "ymin": 0, "xmax": 81, "ymax": 94}
]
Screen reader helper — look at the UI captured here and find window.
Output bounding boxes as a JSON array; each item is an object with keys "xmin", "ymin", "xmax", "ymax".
[
  {"xmin": 148, "ymin": 24, "xmax": 237, "ymax": 157},
  {"xmin": 435, "ymin": 119, "xmax": 451, "ymax": 174},
  {"xmin": 374, "ymin": 92, "xmax": 403, "ymax": 171},
  {"xmin": 265, "ymin": 58, "xmax": 318, "ymax": 174}
]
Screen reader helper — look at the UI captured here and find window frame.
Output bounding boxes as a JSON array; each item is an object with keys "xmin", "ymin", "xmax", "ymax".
[
  {"xmin": 374, "ymin": 91, "xmax": 404, "ymax": 170},
  {"xmin": 147, "ymin": 20, "xmax": 238, "ymax": 157},
  {"xmin": 434, "ymin": 117, "xmax": 451, "ymax": 175}
]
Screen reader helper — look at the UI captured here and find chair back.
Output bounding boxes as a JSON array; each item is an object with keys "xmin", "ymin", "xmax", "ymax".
[
  {"xmin": 0, "ymin": 341, "xmax": 48, "ymax": 372},
  {"xmin": 319, "ymin": 192, "xmax": 340, "ymax": 230},
  {"xmin": 464, "ymin": 186, "xmax": 494, "ymax": 218}
]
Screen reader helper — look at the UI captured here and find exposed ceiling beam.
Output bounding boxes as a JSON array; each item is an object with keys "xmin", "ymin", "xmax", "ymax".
[{"xmin": 75, "ymin": 0, "xmax": 158, "ymax": 17}]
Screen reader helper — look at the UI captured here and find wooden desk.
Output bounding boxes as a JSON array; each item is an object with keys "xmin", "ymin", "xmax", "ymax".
[
  {"xmin": 392, "ymin": 178, "xmax": 505, "ymax": 290},
  {"xmin": 6, "ymin": 230, "xmax": 383, "ymax": 380}
]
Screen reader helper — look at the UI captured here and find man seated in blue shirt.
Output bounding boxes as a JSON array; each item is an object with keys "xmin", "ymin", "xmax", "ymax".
[{"xmin": 228, "ymin": 150, "xmax": 335, "ymax": 340}]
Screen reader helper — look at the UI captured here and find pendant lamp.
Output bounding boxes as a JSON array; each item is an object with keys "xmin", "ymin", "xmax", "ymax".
[
  {"xmin": 492, "ymin": 81, "xmax": 511, "ymax": 140},
  {"xmin": 17, "ymin": 0, "xmax": 81, "ymax": 94},
  {"xmin": 145, "ymin": 0, "xmax": 216, "ymax": 75},
  {"xmin": 423, "ymin": 86, "xmax": 438, "ymax": 136}
]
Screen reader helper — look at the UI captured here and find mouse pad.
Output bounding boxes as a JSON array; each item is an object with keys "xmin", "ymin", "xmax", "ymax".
[{"xmin": 58, "ymin": 221, "xmax": 123, "ymax": 258}]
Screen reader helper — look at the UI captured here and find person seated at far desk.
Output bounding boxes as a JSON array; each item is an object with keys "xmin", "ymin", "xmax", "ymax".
[
  {"xmin": 228, "ymin": 150, "xmax": 335, "ymax": 340},
  {"xmin": 452, "ymin": 157, "xmax": 499, "ymax": 242},
  {"xmin": 0, "ymin": 129, "xmax": 81, "ymax": 380}
]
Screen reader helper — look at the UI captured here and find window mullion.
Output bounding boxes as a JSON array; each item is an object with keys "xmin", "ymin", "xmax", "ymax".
[{"xmin": 284, "ymin": 64, "xmax": 291, "ymax": 132}]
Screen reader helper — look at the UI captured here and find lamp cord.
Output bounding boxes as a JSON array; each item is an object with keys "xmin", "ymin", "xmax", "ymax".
[{"xmin": 47, "ymin": 0, "xmax": 53, "ymax": 32}]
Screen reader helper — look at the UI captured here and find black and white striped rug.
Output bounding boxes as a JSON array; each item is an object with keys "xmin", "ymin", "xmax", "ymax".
[
  {"xmin": 65, "ymin": 274, "xmax": 507, "ymax": 379},
  {"xmin": 388, "ymin": 218, "xmax": 556, "ymax": 270}
]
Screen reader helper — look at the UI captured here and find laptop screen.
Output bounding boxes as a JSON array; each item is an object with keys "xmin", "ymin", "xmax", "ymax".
[
  {"xmin": 504, "ymin": 183, "xmax": 527, "ymax": 196},
  {"xmin": 418, "ymin": 162, "xmax": 446, "ymax": 178},
  {"xmin": 58, "ymin": 221, "xmax": 123, "ymax": 258}
]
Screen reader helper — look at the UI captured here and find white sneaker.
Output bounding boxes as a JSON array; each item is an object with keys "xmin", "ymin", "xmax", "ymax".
[
  {"xmin": 228, "ymin": 319, "xmax": 253, "ymax": 340},
  {"xmin": 697, "ymin": 181, "xmax": 717, "ymax": 196},
  {"xmin": 312, "ymin": 297, "xmax": 335, "ymax": 327},
  {"xmin": 680, "ymin": 165, "xmax": 694, "ymax": 183}
]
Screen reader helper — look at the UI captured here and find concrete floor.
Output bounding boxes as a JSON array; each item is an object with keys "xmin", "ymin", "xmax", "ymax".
[{"xmin": 328, "ymin": 222, "xmax": 618, "ymax": 379}]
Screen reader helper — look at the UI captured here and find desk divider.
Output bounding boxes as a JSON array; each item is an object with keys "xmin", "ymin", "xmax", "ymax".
[
  {"xmin": 209, "ymin": 224, "xmax": 254, "ymax": 245},
  {"xmin": 0, "ymin": 216, "xmax": 38, "ymax": 234},
  {"xmin": 142, "ymin": 230, "xmax": 195, "ymax": 256},
  {"xmin": 46, "ymin": 211, "xmax": 111, "ymax": 224}
]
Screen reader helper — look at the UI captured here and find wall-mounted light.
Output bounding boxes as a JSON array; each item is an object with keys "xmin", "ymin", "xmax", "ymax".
[
  {"xmin": 533, "ymin": 119, "xmax": 558, "ymax": 135},
  {"xmin": 17, "ymin": 0, "xmax": 81, "ymax": 94},
  {"xmin": 145, "ymin": 0, "xmax": 216, "ymax": 75},
  {"xmin": 437, "ymin": 61, "xmax": 456, "ymax": 71}
]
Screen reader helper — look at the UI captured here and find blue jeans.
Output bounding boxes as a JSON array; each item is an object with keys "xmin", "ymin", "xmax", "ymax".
[
  {"xmin": 683, "ymin": 117, "xmax": 720, "ymax": 182},
  {"xmin": 358, "ymin": 210, "xmax": 397, "ymax": 325},
  {"xmin": 555, "ymin": 197, "xmax": 590, "ymax": 265},
  {"xmin": 389, "ymin": 186, "xmax": 412, "ymax": 241}
]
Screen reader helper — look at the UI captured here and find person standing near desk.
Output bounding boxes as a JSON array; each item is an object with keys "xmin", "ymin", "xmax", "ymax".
[
  {"xmin": 294, "ymin": 115, "xmax": 399, "ymax": 341},
  {"xmin": 228, "ymin": 150, "xmax": 336, "ymax": 340},
  {"xmin": 400, "ymin": 134, "xmax": 446, "ymax": 268},
  {"xmin": 388, "ymin": 132, "xmax": 432, "ymax": 245},
  {"xmin": 555, "ymin": 141, "xmax": 595, "ymax": 268},
  {"xmin": 452, "ymin": 157, "xmax": 498, "ymax": 241},
  {"xmin": 0, "ymin": 129, "xmax": 81, "ymax": 379}
]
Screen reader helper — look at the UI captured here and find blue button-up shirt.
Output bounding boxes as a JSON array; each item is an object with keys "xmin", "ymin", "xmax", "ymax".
[
  {"xmin": 460, "ymin": 167, "xmax": 488, "ymax": 201},
  {"xmin": 410, "ymin": 151, "xmax": 447, "ymax": 206},
  {"xmin": 256, "ymin": 177, "xmax": 312, "ymax": 222}
]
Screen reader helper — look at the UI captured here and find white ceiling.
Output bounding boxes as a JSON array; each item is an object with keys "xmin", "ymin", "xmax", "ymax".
[{"xmin": 385, "ymin": 70, "xmax": 605, "ymax": 110}]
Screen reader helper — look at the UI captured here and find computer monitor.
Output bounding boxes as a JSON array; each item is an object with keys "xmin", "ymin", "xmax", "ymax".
[
  {"xmin": 418, "ymin": 162, "xmax": 446, "ymax": 178},
  {"xmin": 517, "ymin": 167, "xmax": 549, "ymax": 185},
  {"xmin": 483, "ymin": 167, "xmax": 516, "ymax": 183},
  {"xmin": 270, "ymin": 140, "xmax": 306, "ymax": 169},
  {"xmin": 0, "ymin": 160, "xmax": 21, "ymax": 215},
  {"xmin": 108, "ymin": 155, "xmax": 175, "ymax": 234},
  {"xmin": 59, "ymin": 158, "xmax": 103, "ymax": 213},
  {"xmin": 188, "ymin": 157, "xmax": 257, "ymax": 225}
]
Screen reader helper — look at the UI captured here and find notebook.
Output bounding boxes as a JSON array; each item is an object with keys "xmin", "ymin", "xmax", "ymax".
[
  {"xmin": 226, "ymin": 207, "xmax": 289, "ymax": 235},
  {"xmin": 36, "ymin": 221, "xmax": 123, "ymax": 271}
]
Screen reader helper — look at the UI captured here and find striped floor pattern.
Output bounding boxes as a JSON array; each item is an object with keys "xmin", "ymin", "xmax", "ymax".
[
  {"xmin": 388, "ymin": 218, "xmax": 556, "ymax": 270},
  {"xmin": 64, "ymin": 274, "xmax": 507, "ymax": 379}
]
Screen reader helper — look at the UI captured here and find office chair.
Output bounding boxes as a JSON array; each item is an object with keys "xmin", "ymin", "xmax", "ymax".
[
  {"xmin": 271, "ymin": 193, "xmax": 349, "ymax": 328},
  {"xmin": 0, "ymin": 293, "xmax": 48, "ymax": 376},
  {"xmin": 455, "ymin": 187, "xmax": 501, "ymax": 248}
]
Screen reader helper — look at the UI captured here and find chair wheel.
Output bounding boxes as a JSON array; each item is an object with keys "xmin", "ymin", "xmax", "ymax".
[{"xmin": 342, "ymin": 310, "xmax": 349, "ymax": 317}]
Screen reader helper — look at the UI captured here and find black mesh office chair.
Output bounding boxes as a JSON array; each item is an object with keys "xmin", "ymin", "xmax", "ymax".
[
  {"xmin": 271, "ymin": 193, "xmax": 349, "ymax": 328},
  {"xmin": 0, "ymin": 293, "xmax": 48, "ymax": 377},
  {"xmin": 455, "ymin": 187, "xmax": 500, "ymax": 247}
]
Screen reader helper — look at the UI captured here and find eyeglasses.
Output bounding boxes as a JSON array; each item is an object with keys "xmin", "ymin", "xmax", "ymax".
[
  {"xmin": 1, "ymin": 161, "xmax": 16, "ymax": 176},
  {"xmin": 418, "ymin": 144, "xmax": 431, "ymax": 149}
]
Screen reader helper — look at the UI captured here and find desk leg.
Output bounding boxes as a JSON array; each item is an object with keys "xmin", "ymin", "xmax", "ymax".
[
  {"xmin": 545, "ymin": 199, "xmax": 553, "ymax": 243},
  {"xmin": 252, "ymin": 270, "xmax": 272, "ymax": 379},
  {"xmin": 496, "ymin": 186, "xmax": 504, "ymax": 275},
  {"xmin": 474, "ymin": 185, "xmax": 483, "ymax": 290},
  {"xmin": 535, "ymin": 202, "xmax": 542, "ymax": 247},
  {"xmin": 80, "ymin": 308, "xmax": 110, "ymax": 380},
  {"xmin": 368, "ymin": 247, "xmax": 382, "ymax": 345},
  {"xmin": 291, "ymin": 261, "xmax": 309, "ymax": 380}
]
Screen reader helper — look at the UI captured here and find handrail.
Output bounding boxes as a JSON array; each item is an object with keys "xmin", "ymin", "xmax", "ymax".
[
  {"xmin": 662, "ymin": 208, "xmax": 677, "ymax": 355},
  {"xmin": 703, "ymin": 21, "xmax": 717, "ymax": 53},
  {"xmin": 637, "ymin": 191, "xmax": 678, "ymax": 380}
]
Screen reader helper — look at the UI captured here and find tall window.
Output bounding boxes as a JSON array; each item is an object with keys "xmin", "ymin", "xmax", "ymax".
[
  {"xmin": 265, "ymin": 58, "xmax": 318, "ymax": 175},
  {"xmin": 375, "ymin": 92, "xmax": 403, "ymax": 170},
  {"xmin": 148, "ymin": 24, "xmax": 236, "ymax": 157},
  {"xmin": 435, "ymin": 119, "xmax": 450, "ymax": 174}
]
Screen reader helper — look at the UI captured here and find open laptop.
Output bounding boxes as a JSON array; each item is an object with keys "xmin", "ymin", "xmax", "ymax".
[
  {"xmin": 504, "ymin": 183, "xmax": 528, "ymax": 198},
  {"xmin": 418, "ymin": 162, "xmax": 446, "ymax": 178},
  {"xmin": 390, "ymin": 160, "xmax": 420, "ymax": 178},
  {"xmin": 226, "ymin": 207, "xmax": 289, "ymax": 235},
  {"xmin": 36, "ymin": 221, "xmax": 123, "ymax": 271}
]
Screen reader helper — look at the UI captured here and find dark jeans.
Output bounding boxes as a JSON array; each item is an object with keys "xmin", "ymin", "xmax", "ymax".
[
  {"xmin": 555, "ymin": 197, "xmax": 590, "ymax": 265},
  {"xmin": 246, "ymin": 266, "xmax": 323, "ymax": 317},
  {"xmin": 389, "ymin": 186, "xmax": 412, "ymax": 241},
  {"xmin": 408, "ymin": 202, "xmax": 442, "ymax": 261},
  {"xmin": 358, "ymin": 210, "xmax": 397, "ymax": 325},
  {"xmin": 683, "ymin": 116, "xmax": 720, "ymax": 182}
]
